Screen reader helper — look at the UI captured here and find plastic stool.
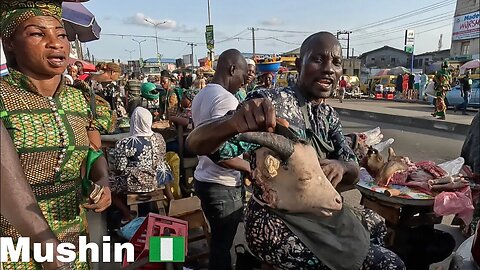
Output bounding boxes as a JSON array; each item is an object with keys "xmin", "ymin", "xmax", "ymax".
[{"xmin": 122, "ymin": 213, "xmax": 188, "ymax": 270}]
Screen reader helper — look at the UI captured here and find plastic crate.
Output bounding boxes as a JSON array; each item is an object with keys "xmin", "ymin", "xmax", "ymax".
[{"xmin": 122, "ymin": 213, "xmax": 188, "ymax": 269}]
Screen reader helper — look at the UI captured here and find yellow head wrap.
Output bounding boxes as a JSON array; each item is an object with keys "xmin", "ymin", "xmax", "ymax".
[{"xmin": 1, "ymin": 0, "xmax": 63, "ymax": 38}]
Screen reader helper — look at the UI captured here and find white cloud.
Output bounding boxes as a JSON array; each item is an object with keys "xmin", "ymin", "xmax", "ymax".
[
  {"xmin": 260, "ymin": 17, "xmax": 283, "ymax": 26},
  {"xmin": 124, "ymin": 13, "xmax": 177, "ymax": 30},
  {"xmin": 175, "ymin": 25, "xmax": 197, "ymax": 33}
]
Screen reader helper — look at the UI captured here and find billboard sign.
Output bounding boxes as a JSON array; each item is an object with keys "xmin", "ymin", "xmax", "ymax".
[
  {"xmin": 404, "ymin": 30, "xmax": 415, "ymax": 45},
  {"xmin": 452, "ymin": 11, "xmax": 480, "ymax": 41},
  {"xmin": 205, "ymin": 25, "xmax": 214, "ymax": 51}
]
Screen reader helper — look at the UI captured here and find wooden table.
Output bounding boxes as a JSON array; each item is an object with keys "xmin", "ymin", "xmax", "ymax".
[{"xmin": 356, "ymin": 170, "xmax": 455, "ymax": 269}]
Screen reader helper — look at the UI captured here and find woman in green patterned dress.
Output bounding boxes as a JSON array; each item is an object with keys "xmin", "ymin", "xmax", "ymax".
[{"xmin": 0, "ymin": 1, "xmax": 114, "ymax": 269}]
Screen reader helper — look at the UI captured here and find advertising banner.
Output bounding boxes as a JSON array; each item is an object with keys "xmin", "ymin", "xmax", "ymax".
[{"xmin": 452, "ymin": 11, "xmax": 480, "ymax": 41}]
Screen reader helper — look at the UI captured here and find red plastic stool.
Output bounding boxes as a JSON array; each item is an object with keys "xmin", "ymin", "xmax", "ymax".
[
  {"xmin": 375, "ymin": 92, "xmax": 383, "ymax": 99},
  {"xmin": 122, "ymin": 213, "xmax": 188, "ymax": 270}
]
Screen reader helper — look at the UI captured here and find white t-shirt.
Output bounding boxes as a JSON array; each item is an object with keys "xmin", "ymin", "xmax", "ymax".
[
  {"xmin": 191, "ymin": 83, "xmax": 242, "ymax": 187},
  {"xmin": 414, "ymin": 74, "xmax": 421, "ymax": 84}
]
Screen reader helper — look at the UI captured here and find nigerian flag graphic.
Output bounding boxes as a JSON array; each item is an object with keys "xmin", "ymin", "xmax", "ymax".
[{"xmin": 149, "ymin": 236, "xmax": 185, "ymax": 262}]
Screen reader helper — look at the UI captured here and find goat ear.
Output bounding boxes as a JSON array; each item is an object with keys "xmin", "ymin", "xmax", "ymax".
[
  {"xmin": 264, "ymin": 155, "xmax": 280, "ymax": 178},
  {"xmin": 388, "ymin": 147, "xmax": 396, "ymax": 161}
]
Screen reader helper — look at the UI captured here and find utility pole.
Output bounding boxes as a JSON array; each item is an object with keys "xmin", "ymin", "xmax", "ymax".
[
  {"xmin": 336, "ymin": 30, "xmax": 352, "ymax": 58},
  {"xmin": 207, "ymin": 0, "xmax": 211, "ymax": 25},
  {"xmin": 144, "ymin": 19, "xmax": 166, "ymax": 63},
  {"xmin": 248, "ymin": 27, "xmax": 258, "ymax": 59},
  {"xmin": 188, "ymin": 43, "xmax": 197, "ymax": 69},
  {"xmin": 125, "ymin": 49, "xmax": 135, "ymax": 60},
  {"xmin": 132, "ymin": 39, "xmax": 146, "ymax": 60}
]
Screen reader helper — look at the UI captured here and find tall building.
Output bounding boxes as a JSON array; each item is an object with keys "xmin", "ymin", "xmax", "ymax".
[{"xmin": 450, "ymin": 0, "xmax": 480, "ymax": 61}]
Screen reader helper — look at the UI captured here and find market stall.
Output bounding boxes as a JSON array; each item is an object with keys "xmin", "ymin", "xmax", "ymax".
[{"xmin": 352, "ymin": 128, "xmax": 477, "ymax": 269}]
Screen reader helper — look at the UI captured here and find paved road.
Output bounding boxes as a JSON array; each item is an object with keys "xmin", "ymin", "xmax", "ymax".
[
  {"xmin": 341, "ymin": 115, "xmax": 466, "ymax": 164},
  {"xmin": 331, "ymin": 99, "xmax": 476, "ymax": 126}
]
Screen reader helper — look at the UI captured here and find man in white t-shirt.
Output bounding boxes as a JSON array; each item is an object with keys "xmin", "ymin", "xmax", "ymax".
[{"xmin": 191, "ymin": 49, "xmax": 249, "ymax": 270}]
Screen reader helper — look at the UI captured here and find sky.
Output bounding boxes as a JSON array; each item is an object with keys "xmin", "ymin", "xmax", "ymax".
[{"xmin": 82, "ymin": 0, "xmax": 457, "ymax": 62}]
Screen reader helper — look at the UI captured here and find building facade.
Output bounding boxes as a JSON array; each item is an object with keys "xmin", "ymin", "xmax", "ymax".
[
  {"xmin": 358, "ymin": 46, "xmax": 411, "ymax": 68},
  {"xmin": 450, "ymin": 0, "xmax": 480, "ymax": 61},
  {"xmin": 342, "ymin": 58, "xmax": 361, "ymax": 76},
  {"xmin": 413, "ymin": 49, "xmax": 451, "ymax": 71}
]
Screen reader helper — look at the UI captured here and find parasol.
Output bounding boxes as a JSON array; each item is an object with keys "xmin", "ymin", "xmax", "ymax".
[
  {"xmin": 388, "ymin": 66, "xmax": 410, "ymax": 76},
  {"xmin": 460, "ymin": 59, "xmax": 480, "ymax": 74},
  {"xmin": 68, "ymin": 58, "xmax": 96, "ymax": 72},
  {"xmin": 62, "ymin": 2, "xmax": 101, "ymax": 42}
]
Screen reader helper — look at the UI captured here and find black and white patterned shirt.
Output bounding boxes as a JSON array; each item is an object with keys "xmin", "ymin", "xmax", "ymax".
[{"xmin": 219, "ymin": 86, "xmax": 357, "ymax": 163}]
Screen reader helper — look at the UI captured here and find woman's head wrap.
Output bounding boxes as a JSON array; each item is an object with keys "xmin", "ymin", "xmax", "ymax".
[
  {"xmin": 1, "ymin": 0, "xmax": 63, "ymax": 39},
  {"xmin": 245, "ymin": 58, "xmax": 256, "ymax": 66},
  {"xmin": 130, "ymin": 107, "xmax": 154, "ymax": 137}
]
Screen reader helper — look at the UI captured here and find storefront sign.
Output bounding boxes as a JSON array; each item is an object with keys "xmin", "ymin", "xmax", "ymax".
[{"xmin": 452, "ymin": 10, "xmax": 480, "ymax": 41}]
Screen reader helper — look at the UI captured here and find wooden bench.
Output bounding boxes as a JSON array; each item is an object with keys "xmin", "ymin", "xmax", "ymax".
[
  {"xmin": 168, "ymin": 196, "xmax": 210, "ymax": 262},
  {"xmin": 127, "ymin": 188, "xmax": 168, "ymax": 216}
]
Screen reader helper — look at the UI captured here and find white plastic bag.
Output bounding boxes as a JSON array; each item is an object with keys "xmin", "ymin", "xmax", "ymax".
[
  {"xmin": 425, "ymin": 82, "xmax": 435, "ymax": 97},
  {"xmin": 362, "ymin": 127, "xmax": 382, "ymax": 146},
  {"xmin": 438, "ymin": 157, "xmax": 465, "ymax": 176}
]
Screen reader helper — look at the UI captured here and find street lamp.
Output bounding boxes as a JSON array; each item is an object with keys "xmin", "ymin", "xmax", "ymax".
[
  {"xmin": 125, "ymin": 49, "xmax": 135, "ymax": 60},
  {"xmin": 132, "ymin": 39, "xmax": 146, "ymax": 60},
  {"xmin": 144, "ymin": 18, "xmax": 167, "ymax": 62}
]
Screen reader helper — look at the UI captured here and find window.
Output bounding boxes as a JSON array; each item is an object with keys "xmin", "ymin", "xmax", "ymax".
[
  {"xmin": 371, "ymin": 57, "xmax": 375, "ymax": 61},
  {"xmin": 461, "ymin": 41, "xmax": 470, "ymax": 55},
  {"xmin": 391, "ymin": 58, "xmax": 396, "ymax": 64},
  {"xmin": 381, "ymin": 57, "xmax": 385, "ymax": 61}
]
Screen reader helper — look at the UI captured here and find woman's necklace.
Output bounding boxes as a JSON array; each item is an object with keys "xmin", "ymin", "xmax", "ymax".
[{"xmin": 46, "ymin": 96, "xmax": 69, "ymax": 173}]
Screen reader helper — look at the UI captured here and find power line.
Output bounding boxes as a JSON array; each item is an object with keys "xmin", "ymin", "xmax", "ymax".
[
  {"xmin": 352, "ymin": 22, "xmax": 453, "ymax": 48},
  {"xmin": 216, "ymin": 29, "xmax": 249, "ymax": 43},
  {"xmin": 102, "ymin": 33, "xmax": 198, "ymax": 44},
  {"xmin": 352, "ymin": 13, "xmax": 453, "ymax": 41},
  {"xmin": 256, "ymin": 27, "xmax": 313, "ymax": 34},
  {"xmin": 173, "ymin": 44, "xmax": 189, "ymax": 58},
  {"xmin": 351, "ymin": 0, "xmax": 455, "ymax": 32}
]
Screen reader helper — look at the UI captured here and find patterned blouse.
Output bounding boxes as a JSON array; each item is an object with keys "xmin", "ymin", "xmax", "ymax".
[
  {"xmin": 113, "ymin": 133, "xmax": 171, "ymax": 193},
  {"xmin": 0, "ymin": 69, "xmax": 115, "ymax": 270},
  {"xmin": 218, "ymin": 86, "xmax": 357, "ymax": 163}
]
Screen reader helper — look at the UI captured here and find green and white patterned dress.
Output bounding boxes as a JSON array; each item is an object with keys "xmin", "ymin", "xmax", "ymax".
[{"xmin": 0, "ymin": 69, "xmax": 115, "ymax": 270}]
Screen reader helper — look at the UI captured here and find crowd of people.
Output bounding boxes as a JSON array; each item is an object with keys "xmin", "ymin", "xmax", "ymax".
[{"xmin": 1, "ymin": 1, "xmax": 479, "ymax": 270}]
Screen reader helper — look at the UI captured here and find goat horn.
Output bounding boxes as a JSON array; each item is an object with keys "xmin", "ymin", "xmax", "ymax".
[{"xmin": 237, "ymin": 132, "xmax": 295, "ymax": 161}]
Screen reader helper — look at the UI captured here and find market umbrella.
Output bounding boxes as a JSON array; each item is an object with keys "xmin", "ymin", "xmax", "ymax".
[
  {"xmin": 460, "ymin": 59, "xmax": 480, "ymax": 74},
  {"xmin": 62, "ymin": 2, "xmax": 101, "ymax": 42},
  {"xmin": 388, "ymin": 66, "xmax": 410, "ymax": 76},
  {"xmin": 68, "ymin": 58, "xmax": 96, "ymax": 72},
  {"xmin": 375, "ymin": 69, "xmax": 390, "ymax": 76}
]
